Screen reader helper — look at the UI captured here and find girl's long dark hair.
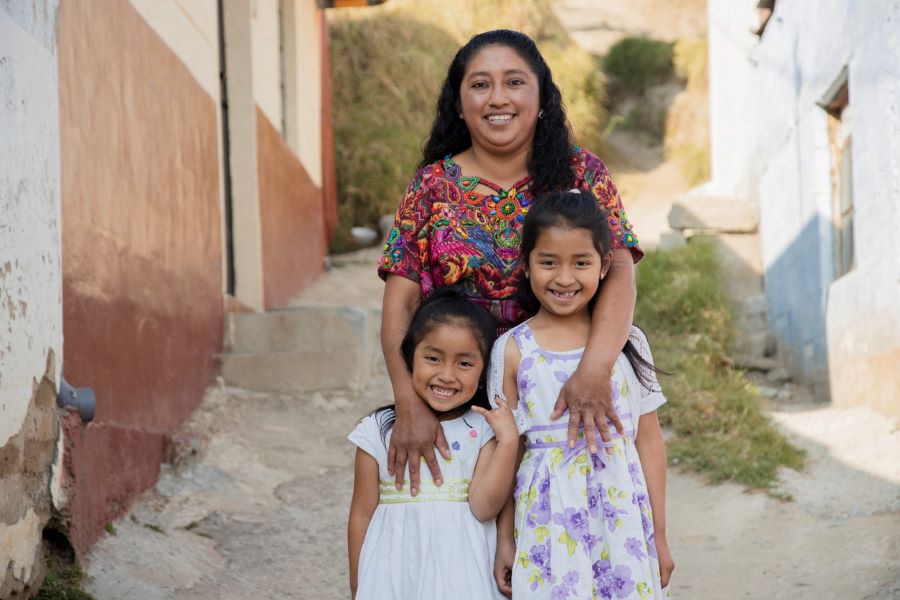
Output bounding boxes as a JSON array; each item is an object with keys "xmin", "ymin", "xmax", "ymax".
[
  {"xmin": 420, "ymin": 29, "xmax": 575, "ymax": 195},
  {"xmin": 517, "ymin": 190, "xmax": 665, "ymax": 391},
  {"xmin": 368, "ymin": 286, "xmax": 497, "ymax": 442}
]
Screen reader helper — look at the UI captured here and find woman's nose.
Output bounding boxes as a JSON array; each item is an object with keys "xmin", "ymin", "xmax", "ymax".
[{"xmin": 488, "ymin": 86, "xmax": 508, "ymax": 107}]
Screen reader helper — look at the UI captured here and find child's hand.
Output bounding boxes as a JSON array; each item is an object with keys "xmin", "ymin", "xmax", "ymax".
[
  {"xmin": 472, "ymin": 396, "xmax": 519, "ymax": 445},
  {"xmin": 655, "ymin": 535, "xmax": 675, "ymax": 587},
  {"xmin": 493, "ymin": 534, "xmax": 515, "ymax": 597}
]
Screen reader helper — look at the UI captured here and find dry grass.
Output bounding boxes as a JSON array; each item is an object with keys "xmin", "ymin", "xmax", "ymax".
[
  {"xmin": 664, "ymin": 37, "xmax": 710, "ymax": 185},
  {"xmin": 328, "ymin": 0, "xmax": 608, "ymax": 251}
]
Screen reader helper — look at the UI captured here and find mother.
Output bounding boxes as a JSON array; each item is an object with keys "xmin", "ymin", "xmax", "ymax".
[{"xmin": 378, "ymin": 29, "xmax": 643, "ymax": 493}]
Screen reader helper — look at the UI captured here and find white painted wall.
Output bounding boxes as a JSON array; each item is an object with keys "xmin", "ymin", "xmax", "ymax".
[
  {"xmin": 128, "ymin": 0, "xmax": 221, "ymax": 103},
  {"xmin": 251, "ymin": 0, "xmax": 284, "ymax": 130},
  {"xmin": 710, "ymin": 0, "xmax": 900, "ymax": 408},
  {"xmin": 706, "ymin": 0, "xmax": 759, "ymax": 201},
  {"xmin": 288, "ymin": 0, "xmax": 323, "ymax": 186},
  {"xmin": 0, "ymin": 3, "xmax": 63, "ymax": 448}
]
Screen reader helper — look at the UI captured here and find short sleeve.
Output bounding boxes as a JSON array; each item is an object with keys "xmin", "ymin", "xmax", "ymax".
[
  {"xmin": 488, "ymin": 332, "xmax": 529, "ymax": 434},
  {"xmin": 629, "ymin": 327, "xmax": 666, "ymax": 414},
  {"xmin": 578, "ymin": 149, "xmax": 644, "ymax": 263},
  {"xmin": 377, "ymin": 169, "xmax": 433, "ymax": 292},
  {"xmin": 348, "ymin": 413, "xmax": 386, "ymax": 460}
]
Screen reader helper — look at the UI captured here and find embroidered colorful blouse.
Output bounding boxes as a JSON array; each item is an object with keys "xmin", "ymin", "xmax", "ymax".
[{"xmin": 378, "ymin": 148, "xmax": 642, "ymax": 329}]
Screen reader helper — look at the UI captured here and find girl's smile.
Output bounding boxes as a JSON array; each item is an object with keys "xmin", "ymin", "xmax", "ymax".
[
  {"xmin": 411, "ymin": 324, "xmax": 484, "ymax": 414},
  {"xmin": 526, "ymin": 225, "xmax": 609, "ymax": 318}
]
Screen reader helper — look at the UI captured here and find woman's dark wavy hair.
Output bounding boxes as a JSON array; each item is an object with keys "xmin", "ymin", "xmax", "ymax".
[
  {"xmin": 368, "ymin": 286, "xmax": 497, "ymax": 443},
  {"xmin": 517, "ymin": 189, "xmax": 665, "ymax": 391},
  {"xmin": 419, "ymin": 29, "xmax": 575, "ymax": 194}
]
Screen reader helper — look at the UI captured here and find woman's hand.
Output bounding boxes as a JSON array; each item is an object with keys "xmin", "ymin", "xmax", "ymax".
[
  {"xmin": 494, "ymin": 533, "xmax": 515, "ymax": 597},
  {"xmin": 472, "ymin": 396, "xmax": 518, "ymax": 445},
  {"xmin": 550, "ymin": 361, "xmax": 623, "ymax": 454},
  {"xmin": 387, "ymin": 389, "xmax": 450, "ymax": 495},
  {"xmin": 655, "ymin": 534, "xmax": 675, "ymax": 588}
]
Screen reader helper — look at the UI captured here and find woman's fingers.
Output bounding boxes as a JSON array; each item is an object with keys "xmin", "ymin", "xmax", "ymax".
[
  {"xmin": 606, "ymin": 405, "xmax": 625, "ymax": 436},
  {"xmin": 550, "ymin": 387, "xmax": 568, "ymax": 421},
  {"xmin": 405, "ymin": 448, "xmax": 421, "ymax": 496},
  {"xmin": 392, "ymin": 447, "xmax": 408, "ymax": 489},
  {"xmin": 387, "ymin": 442, "xmax": 397, "ymax": 476}
]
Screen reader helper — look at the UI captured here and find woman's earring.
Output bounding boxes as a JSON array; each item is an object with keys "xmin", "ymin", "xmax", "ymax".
[
  {"xmin": 459, "ymin": 113, "xmax": 464, "ymax": 119},
  {"xmin": 538, "ymin": 109, "xmax": 544, "ymax": 119}
]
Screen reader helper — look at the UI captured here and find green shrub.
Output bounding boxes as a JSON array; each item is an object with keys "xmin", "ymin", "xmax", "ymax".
[
  {"xmin": 636, "ymin": 240, "xmax": 804, "ymax": 491},
  {"xmin": 602, "ymin": 37, "xmax": 674, "ymax": 95}
]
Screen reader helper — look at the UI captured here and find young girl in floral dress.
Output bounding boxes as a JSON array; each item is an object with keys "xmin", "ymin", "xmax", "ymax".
[
  {"xmin": 489, "ymin": 190, "xmax": 674, "ymax": 599},
  {"xmin": 347, "ymin": 288, "xmax": 519, "ymax": 600}
]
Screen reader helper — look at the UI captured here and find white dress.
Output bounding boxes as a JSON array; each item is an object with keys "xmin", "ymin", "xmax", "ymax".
[
  {"xmin": 349, "ymin": 409, "xmax": 506, "ymax": 600},
  {"xmin": 488, "ymin": 323, "xmax": 671, "ymax": 599}
]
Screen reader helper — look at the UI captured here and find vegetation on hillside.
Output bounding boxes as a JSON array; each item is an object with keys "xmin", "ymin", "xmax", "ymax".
[
  {"xmin": 664, "ymin": 37, "xmax": 710, "ymax": 185},
  {"xmin": 636, "ymin": 240, "xmax": 804, "ymax": 491},
  {"xmin": 328, "ymin": 0, "xmax": 608, "ymax": 251}
]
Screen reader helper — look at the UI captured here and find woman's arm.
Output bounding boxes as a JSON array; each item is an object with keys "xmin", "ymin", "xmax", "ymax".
[
  {"xmin": 381, "ymin": 275, "xmax": 449, "ymax": 495},
  {"xmin": 347, "ymin": 449, "xmax": 380, "ymax": 599},
  {"xmin": 635, "ymin": 411, "xmax": 674, "ymax": 587},
  {"xmin": 552, "ymin": 250, "xmax": 635, "ymax": 452}
]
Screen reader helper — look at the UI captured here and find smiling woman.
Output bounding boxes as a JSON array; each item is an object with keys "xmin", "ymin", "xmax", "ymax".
[{"xmin": 377, "ymin": 29, "xmax": 644, "ymax": 494}]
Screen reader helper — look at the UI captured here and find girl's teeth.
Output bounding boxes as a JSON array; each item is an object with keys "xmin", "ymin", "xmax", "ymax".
[{"xmin": 432, "ymin": 386, "xmax": 455, "ymax": 397}]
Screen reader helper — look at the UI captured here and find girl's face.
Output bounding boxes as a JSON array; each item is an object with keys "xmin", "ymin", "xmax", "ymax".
[
  {"xmin": 411, "ymin": 323, "xmax": 485, "ymax": 414},
  {"xmin": 458, "ymin": 44, "xmax": 541, "ymax": 158},
  {"xmin": 525, "ymin": 226, "xmax": 610, "ymax": 318}
]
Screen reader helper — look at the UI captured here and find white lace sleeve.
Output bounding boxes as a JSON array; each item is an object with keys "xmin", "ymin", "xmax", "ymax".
[{"xmin": 487, "ymin": 332, "xmax": 528, "ymax": 434}]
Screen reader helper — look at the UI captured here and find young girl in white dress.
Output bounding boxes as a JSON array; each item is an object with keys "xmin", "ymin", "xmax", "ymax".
[
  {"xmin": 347, "ymin": 287, "xmax": 519, "ymax": 600},
  {"xmin": 489, "ymin": 190, "xmax": 675, "ymax": 599}
]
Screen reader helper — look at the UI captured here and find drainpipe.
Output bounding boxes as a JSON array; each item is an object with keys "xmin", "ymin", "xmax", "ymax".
[{"xmin": 57, "ymin": 377, "xmax": 96, "ymax": 423}]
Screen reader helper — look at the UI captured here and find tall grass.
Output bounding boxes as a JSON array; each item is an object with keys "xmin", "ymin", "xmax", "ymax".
[
  {"xmin": 328, "ymin": 0, "xmax": 608, "ymax": 251},
  {"xmin": 664, "ymin": 37, "xmax": 710, "ymax": 185},
  {"xmin": 636, "ymin": 240, "xmax": 804, "ymax": 491},
  {"xmin": 602, "ymin": 37, "xmax": 674, "ymax": 96}
]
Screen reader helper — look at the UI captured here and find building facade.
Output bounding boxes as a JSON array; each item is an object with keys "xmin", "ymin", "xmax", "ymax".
[
  {"xmin": 2, "ymin": 0, "xmax": 340, "ymax": 592},
  {"xmin": 707, "ymin": 0, "xmax": 900, "ymax": 416}
]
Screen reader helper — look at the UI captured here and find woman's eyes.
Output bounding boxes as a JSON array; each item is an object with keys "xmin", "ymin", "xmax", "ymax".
[{"xmin": 508, "ymin": 79, "xmax": 526, "ymax": 87}]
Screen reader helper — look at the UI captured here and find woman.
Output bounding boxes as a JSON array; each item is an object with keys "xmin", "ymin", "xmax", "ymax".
[{"xmin": 378, "ymin": 28, "xmax": 642, "ymax": 500}]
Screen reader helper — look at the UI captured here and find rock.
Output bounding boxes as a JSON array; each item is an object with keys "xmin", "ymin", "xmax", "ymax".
[
  {"xmin": 350, "ymin": 226, "xmax": 378, "ymax": 246},
  {"xmin": 379, "ymin": 214, "xmax": 395, "ymax": 239},
  {"xmin": 766, "ymin": 366, "xmax": 792, "ymax": 384},
  {"xmin": 733, "ymin": 354, "xmax": 779, "ymax": 371},
  {"xmin": 660, "ymin": 230, "xmax": 687, "ymax": 251},
  {"xmin": 668, "ymin": 196, "xmax": 758, "ymax": 233}
]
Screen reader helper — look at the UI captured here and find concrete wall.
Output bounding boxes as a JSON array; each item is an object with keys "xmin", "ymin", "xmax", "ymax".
[
  {"xmin": 706, "ymin": 0, "xmax": 759, "ymax": 201},
  {"xmin": 720, "ymin": 0, "xmax": 900, "ymax": 411},
  {"xmin": 57, "ymin": 0, "xmax": 224, "ymax": 557},
  {"xmin": 0, "ymin": 1, "xmax": 63, "ymax": 595}
]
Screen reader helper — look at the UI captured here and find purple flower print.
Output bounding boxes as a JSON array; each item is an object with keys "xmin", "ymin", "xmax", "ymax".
[
  {"xmin": 550, "ymin": 584, "xmax": 570, "ymax": 600},
  {"xmin": 647, "ymin": 531, "xmax": 658, "ymax": 559},
  {"xmin": 518, "ymin": 373, "xmax": 537, "ymax": 400},
  {"xmin": 592, "ymin": 558, "xmax": 611, "ymax": 580},
  {"xmin": 625, "ymin": 537, "xmax": 646, "ymax": 560},
  {"xmin": 554, "ymin": 371, "xmax": 570, "ymax": 384},
  {"xmin": 563, "ymin": 571, "xmax": 579, "ymax": 587},
  {"xmin": 628, "ymin": 461, "xmax": 642, "ymax": 485},
  {"xmin": 451, "ymin": 441, "xmax": 460, "ymax": 451},
  {"xmin": 603, "ymin": 500, "xmax": 626, "ymax": 531},
  {"xmin": 587, "ymin": 489, "xmax": 600, "ymax": 518},
  {"xmin": 528, "ymin": 543, "xmax": 552, "ymax": 588},
  {"xmin": 553, "ymin": 507, "xmax": 590, "ymax": 542},
  {"xmin": 612, "ymin": 565, "xmax": 635, "ymax": 596}
]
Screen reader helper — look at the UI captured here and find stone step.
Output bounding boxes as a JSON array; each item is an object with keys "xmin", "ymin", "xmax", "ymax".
[
  {"xmin": 668, "ymin": 196, "xmax": 758, "ymax": 233},
  {"xmin": 220, "ymin": 304, "xmax": 385, "ymax": 392}
]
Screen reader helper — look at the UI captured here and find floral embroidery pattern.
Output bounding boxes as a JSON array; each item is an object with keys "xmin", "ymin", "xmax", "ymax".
[{"xmin": 378, "ymin": 149, "xmax": 642, "ymax": 330}]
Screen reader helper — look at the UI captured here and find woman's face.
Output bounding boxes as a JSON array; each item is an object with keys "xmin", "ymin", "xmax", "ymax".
[{"xmin": 458, "ymin": 44, "xmax": 541, "ymax": 159}]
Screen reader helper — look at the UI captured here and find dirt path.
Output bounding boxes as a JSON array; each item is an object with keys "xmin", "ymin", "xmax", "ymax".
[
  {"xmin": 84, "ymin": 4, "xmax": 899, "ymax": 598},
  {"xmin": 84, "ymin": 250, "xmax": 900, "ymax": 600}
]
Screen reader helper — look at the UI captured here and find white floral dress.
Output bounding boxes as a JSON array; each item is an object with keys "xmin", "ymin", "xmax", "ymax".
[
  {"xmin": 349, "ymin": 410, "xmax": 506, "ymax": 600},
  {"xmin": 489, "ymin": 322, "xmax": 671, "ymax": 599}
]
